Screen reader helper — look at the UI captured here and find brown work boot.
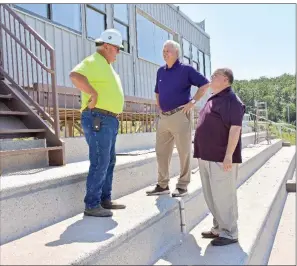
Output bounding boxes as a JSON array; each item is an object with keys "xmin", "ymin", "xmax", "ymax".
[
  {"xmin": 172, "ymin": 188, "xmax": 188, "ymax": 197},
  {"xmin": 201, "ymin": 231, "xmax": 219, "ymax": 238},
  {"xmin": 101, "ymin": 200, "xmax": 126, "ymax": 209},
  {"xmin": 146, "ymin": 185, "xmax": 170, "ymax": 196},
  {"xmin": 84, "ymin": 205, "xmax": 113, "ymax": 217}
]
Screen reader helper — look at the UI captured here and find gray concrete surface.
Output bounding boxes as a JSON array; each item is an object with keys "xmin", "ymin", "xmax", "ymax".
[
  {"xmin": 0, "ymin": 139, "xmax": 276, "ymax": 246},
  {"xmin": 154, "ymin": 146, "xmax": 296, "ymax": 266},
  {"xmin": 268, "ymin": 193, "xmax": 296, "ymax": 265},
  {"xmin": 63, "ymin": 131, "xmax": 266, "ymax": 164},
  {"xmin": 0, "ymin": 139, "xmax": 48, "ymax": 175},
  {"xmin": 286, "ymin": 170, "xmax": 296, "ymax": 192},
  {"xmin": 183, "ymin": 139, "xmax": 283, "ymax": 233},
  {"xmin": 0, "ymin": 147, "xmax": 198, "ymax": 245},
  {"xmin": 0, "ymin": 181, "xmax": 182, "ymax": 265},
  {"xmin": 0, "ymin": 141, "xmax": 285, "ymax": 265}
]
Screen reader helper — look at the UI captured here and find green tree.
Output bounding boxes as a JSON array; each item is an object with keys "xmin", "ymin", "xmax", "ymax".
[{"xmin": 233, "ymin": 74, "xmax": 296, "ymax": 125}]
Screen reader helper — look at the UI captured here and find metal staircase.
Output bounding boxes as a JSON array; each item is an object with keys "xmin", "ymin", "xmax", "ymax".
[{"xmin": 0, "ymin": 4, "xmax": 64, "ymax": 174}]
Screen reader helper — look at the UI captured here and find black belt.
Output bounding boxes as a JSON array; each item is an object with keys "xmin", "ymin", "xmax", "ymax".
[
  {"xmin": 161, "ymin": 106, "xmax": 183, "ymax": 116},
  {"xmin": 83, "ymin": 107, "xmax": 118, "ymax": 117}
]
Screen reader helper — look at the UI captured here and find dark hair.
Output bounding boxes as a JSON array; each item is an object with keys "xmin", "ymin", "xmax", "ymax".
[
  {"xmin": 215, "ymin": 68, "xmax": 234, "ymax": 84},
  {"xmin": 95, "ymin": 42, "xmax": 104, "ymax": 47}
]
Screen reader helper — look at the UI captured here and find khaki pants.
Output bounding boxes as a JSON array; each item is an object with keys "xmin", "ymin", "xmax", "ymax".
[
  {"xmin": 156, "ymin": 110, "xmax": 192, "ymax": 190},
  {"xmin": 198, "ymin": 159, "xmax": 239, "ymax": 239}
]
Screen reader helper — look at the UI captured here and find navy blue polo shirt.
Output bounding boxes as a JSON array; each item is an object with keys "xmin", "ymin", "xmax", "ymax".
[
  {"xmin": 154, "ymin": 59, "xmax": 209, "ymax": 112},
  {"xmin": 193, "ymin": 87, "xmax": 246, "ymax": 163}
]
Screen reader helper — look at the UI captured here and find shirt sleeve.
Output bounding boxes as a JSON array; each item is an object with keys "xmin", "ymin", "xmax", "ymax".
[
  {"xmin": 229, "ymin": 97, "xmax": 245, "ymax": 126},
  {"xmin": 154, "ymin": 69, "xmax": 159, "ymax": 94},
  {"xmin": 71, "ymin": 59, "xmax": 91, "ymax": 79},
  {"xmin": 188, "ymin": 66, "xmax": 209, "ymax": 87}
]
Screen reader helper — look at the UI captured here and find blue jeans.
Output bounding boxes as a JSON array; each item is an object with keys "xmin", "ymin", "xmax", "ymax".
[{"xmin": 81, "ymin": 110, "xmax": 119, "ymax": 209}]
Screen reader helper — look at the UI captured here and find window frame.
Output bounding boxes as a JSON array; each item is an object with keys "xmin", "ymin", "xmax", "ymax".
[
  {"xmin": 204, "ymin": 53, "xmax": 211, "ymax": 80},
  {"xmin": 86, "ymin": 4, "xmax": 107, "ymax": 41},
  {"xmin": 135, "ymin": 11, "xmax": 173, "ymax": 66},
  {"xmin": 198, "ymin": 50, "xmax": 205, "ymax": 76},
  {"xmin": 191, "ymin": 45, "xmax": 199, "ymax": 71},
  {"xmin": 113, "ymin": 4, "xmax": 130, "ymax": 53},
  {"xmin": 182, "ymin": 38, "xmax": 191, "ymax": 65},
  {"xmin": 50, "ymin": 4, "xmax": 82, "ymax": 33},
  {"xmin": 14, "ymin": 4, "xmax": 82, "ymax": 34}
]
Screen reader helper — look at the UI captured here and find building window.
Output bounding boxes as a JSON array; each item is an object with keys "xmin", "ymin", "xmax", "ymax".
[
  {"xmin": 198, "ymin": 50, "xmax": 205, "ymax": 76},
  {"xmin": 192, "ymin": 45, "xmax": 199, "ymax": 70},
  {"xmin": 136, "ymin": 13, "xmax": 172, "ymax": 65},
  {"xmin": 113, "ymin": 4, "xmax": 129, "ymax": 53},
  {"xmin": 204, "ymin": 54, "xmax": 211, "ymax": 80},
  {"xmin": 15, "ymin": 4, "xmax": 48, "ymax": 18},
  {"xmin": 86, "ymin": 4, "xmax": 106, "ymax": 40},
  {"xmin": 52, "ymin": 4, "xmax": 81, "ymax": 32},
  {"xmin": 14, "ymin": 4, "xmax": 81, "ymax": 32},
  {"xmin": 89, "ymin": 4, "xmax": 105, "ymax": 12},
  {"xmin": 182, "ymin": 38, "xmax": 191, "ymax": 65}
]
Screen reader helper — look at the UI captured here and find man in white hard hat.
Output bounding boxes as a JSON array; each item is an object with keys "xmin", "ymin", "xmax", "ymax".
[{"xmin": 70, "ymin": 29, "xmax": 125, "ymax": 217}]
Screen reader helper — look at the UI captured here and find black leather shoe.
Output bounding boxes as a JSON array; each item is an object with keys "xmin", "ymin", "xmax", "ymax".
[
  {"xmin": 101, "ymin": 200, "xmax": 126, "ymax": 209},
  {"xmin": 211, "ymin": 237, "xmax": 238, "ymax": 246}
]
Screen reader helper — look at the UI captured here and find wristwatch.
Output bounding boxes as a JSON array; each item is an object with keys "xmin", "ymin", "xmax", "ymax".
[{"xmin": 190, "ymin": 99, "xmax": 196, "ymax": 104}]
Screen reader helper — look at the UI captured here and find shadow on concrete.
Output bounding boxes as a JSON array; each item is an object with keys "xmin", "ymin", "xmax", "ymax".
[
  {"xmin": 156, "ymin": 234, "xmax": 248, "ymax": 265},
  {"xmin": 45, "ymin": 215, "xmax": 118, "ymax": 247}
]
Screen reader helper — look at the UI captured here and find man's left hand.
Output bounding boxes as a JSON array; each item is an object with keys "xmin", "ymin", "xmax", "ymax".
[
  {"xmin": 223, "ymin": 154, "xmax": 232, "ymax": 172},
  {"xmin": 182, "ymin": 101, "xmax": 195, "ymax": 114}
]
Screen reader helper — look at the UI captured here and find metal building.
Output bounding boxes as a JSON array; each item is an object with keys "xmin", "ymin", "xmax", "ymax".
[{"xmin": 10, "ymin": 4, "xmax": 211, "ymax": 107}]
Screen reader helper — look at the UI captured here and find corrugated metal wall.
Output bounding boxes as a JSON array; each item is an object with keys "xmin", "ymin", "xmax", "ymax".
[{"xmin": 12, "ymin": 4, "xmax": 211, "ymax": 101}]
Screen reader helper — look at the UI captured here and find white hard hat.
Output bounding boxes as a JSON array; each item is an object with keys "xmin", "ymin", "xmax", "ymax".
[{"xmin": 95, "ymin": 28, "xmax": 124, "ymax": 48}]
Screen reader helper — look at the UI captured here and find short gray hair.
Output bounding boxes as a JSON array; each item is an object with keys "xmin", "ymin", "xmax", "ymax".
[{"xmin": 163, "ymin": 40, "xmax": 181, "ymax": 58}]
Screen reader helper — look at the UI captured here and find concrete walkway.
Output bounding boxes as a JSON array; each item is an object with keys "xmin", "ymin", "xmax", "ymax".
[{"xmin": 268, "ymin": 192, "xmax": 296, "ymax": 265}]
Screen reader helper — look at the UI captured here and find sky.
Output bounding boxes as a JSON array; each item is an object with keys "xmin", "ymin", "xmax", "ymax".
[{"xmin": 176, "ymin": 4, "xmax": 296, "ymax": 80}]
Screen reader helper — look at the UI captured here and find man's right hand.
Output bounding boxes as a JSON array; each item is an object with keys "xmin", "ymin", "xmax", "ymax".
[{"xmin": 88, "ymin": 93, "xmax": 98, "ymax": 109}]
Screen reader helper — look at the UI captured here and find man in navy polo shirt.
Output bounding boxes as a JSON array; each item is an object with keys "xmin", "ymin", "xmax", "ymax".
[
  {"xmin": 146, "ymin": 40, "xmax": 210, "ymax": 197},
  {"xmin": 194, "ymin": 68, "xmax": 245, "ymax": 246}
]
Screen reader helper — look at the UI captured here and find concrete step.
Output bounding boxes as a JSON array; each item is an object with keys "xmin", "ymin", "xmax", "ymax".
[
  {"xmin": 0, "ymin": 133, "xmax": 264, "ymax": 245},
  {"xmin": 267, "ymin": 193, "xmax": 296, "ymax": 265},
  {"xmin": 0, "ymin": 139, "xmax": 48, "ymax": 175},
  {"xmin": 0, "ymin": 146, "xmax": 197, "ymax": 245},
  {"xmin": 154, "ymin": 146, "xmax": 296, "ymax": 266},
  {"xmin": 179, "ymin": 139, "xmax": 283, "ymax": 233},
  {"xmin": 0, "ymin": 140, "xmax": 282, "ymax": 264},
  {"xmin": 286, "ymin": 170, "xmax": 296, "ymax": 192}
]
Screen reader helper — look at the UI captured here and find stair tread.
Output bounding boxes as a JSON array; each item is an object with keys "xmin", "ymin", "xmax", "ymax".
[
  {"xmin": 0, "ymin": 111, "xmax": 29, "ymax": 116},
  {"xmin": 0, "ymin": 177, "xmax": 180, "ymax": 265},
  {"xmin": 155, "ymin": 147, "xmax": 296, "ymax": 266},
  {"xmin": 0, "ymin": 146, "xmax": 62, "ymax": 156},
  {"xmin": 0, "ymin": 140, "xmax": 285, "ymax": 265},
  {"xmin": 0, "ymin": 94, "xmax": 12, "ymax": 99},
  {"xmin": 0, "ymin": 129, "xmax": 45, "ymax": 134}
]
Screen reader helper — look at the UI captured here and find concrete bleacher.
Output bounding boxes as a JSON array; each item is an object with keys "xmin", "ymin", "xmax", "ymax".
[{"xmin": 0, "ymin": 130, "xmax": 295, "ymax": 265}]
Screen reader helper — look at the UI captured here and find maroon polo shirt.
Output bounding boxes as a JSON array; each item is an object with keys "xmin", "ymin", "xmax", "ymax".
[{"xmin": 193, "ymin": 87, "xmax": 245, "ymax": 163}]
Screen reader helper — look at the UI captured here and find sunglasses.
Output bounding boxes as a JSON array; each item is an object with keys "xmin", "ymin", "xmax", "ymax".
[{"xmin": 108, "ymin": 43, "xmax": 121, "ymax": 52}]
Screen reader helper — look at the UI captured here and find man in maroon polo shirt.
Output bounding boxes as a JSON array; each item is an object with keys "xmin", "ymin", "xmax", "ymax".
[
  {"xmin": 194, "ymin": 68, "xmax": 245, "ymax": 246},
  {"xmin": 146, "ymin": 40, "xmax": 210, "ymax": 197}
]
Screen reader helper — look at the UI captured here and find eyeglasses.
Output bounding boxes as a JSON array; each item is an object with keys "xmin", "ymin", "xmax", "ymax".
[{"xmin": 211, "ymin": 73, "xmax": 228, "ymax": 80}]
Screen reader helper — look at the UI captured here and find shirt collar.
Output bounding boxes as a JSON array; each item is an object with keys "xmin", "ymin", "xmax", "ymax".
[
  {"xmin": 208, "ymin": 86, "xmax": 232, "ymax": 100},
  {"xmin": 165, "ymin": 59, "xmax": 180, "ymax": 70}
]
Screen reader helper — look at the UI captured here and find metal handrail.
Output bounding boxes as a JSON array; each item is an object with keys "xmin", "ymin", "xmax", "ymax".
[{"xmin": 0, "ymin": 4, "xmax": 60, "ymax": 137}]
